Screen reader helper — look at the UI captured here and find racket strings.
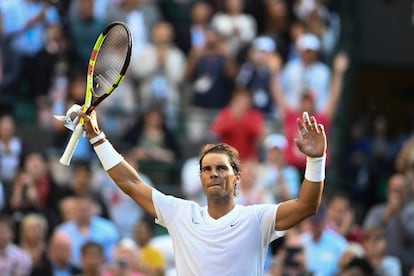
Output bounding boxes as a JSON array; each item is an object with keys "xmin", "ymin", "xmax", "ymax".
[{"xmin": 92, "ymin": 25, "xmax": 130, "ymax": 97}]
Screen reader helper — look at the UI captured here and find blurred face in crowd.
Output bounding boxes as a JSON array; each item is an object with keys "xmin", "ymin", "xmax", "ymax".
[
  {"xmin": 191, "ymin": 2, "xmax": 212, "ymax": 25},
  {"xmin": 327, "ymin": 196, "xmax": 350, "ymax": 226},
  {"xmin": 265, "ymin": 0, "xmax": 288, "ymax": 20},
  {"xmin": 0, "ymin": 115, "xmax": 15, "ymax": 141},
  {"xmin": 49, "ymin": 232, "xmax": 72, "ymax": 268},
  {"xmin": 152, "ymin": 22, "xmax": 173, "ymax": 46},
  {"xmin": 363, "ymin": 227, "xmax": 386, "ymax": 259},
  {"xmin": 0, "ymin": 220, "xmax": 13, "ymax": 250},
  {"xmin": 74, "ymin": 197, "xmax": 94, "ymax": 225},
  {"xmin": 300, "ymin": 48, "xmax": 319, "ymax": 65},
  {"xmin": 24, "ymin": 152, "xmax": 47, "ymax": 180},
  {"xmin": 387, "ymin": 174, "xmax": 407, "ymax": 203},
  {"xmin": 225, "ymin": 0, "xmax": 244, "ymax": 14},
  {"xmin": 81, "ymin": 244, "xmax": 104, "ymax": 273},
  {"xmin": 21, "ymin": 215, "xmax": 47, "ymax": 244}
]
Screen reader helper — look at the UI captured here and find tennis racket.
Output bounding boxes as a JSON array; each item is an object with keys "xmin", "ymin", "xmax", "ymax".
[{"xmin": 59, "ymin": 21, "xmax": 132, "ymax": 166}]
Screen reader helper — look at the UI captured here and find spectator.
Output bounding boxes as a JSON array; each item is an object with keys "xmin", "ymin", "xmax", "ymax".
[
  {"xmin": 0, "ymin": 0, "xmax": 61, "ymax": 104},
  {"xmin": 262, "ymin": 0, "xmax": 292, "ymax": 63},
  {"xmin": 280, "ymin": 33, "xmax": 331, "ymax": 112},
  {"xmin": 58, "ymin": 161, "xmax": 110, "ymax": 219},
  {"xmin": 0, "ymin": 213, "xmax": 32, "ymax": 275},
  {"xmin": 362, "ymin": 225, "xmax": 402, "ymax": 276},
  {"xmin": 67, "ymin": 0, "xmax": 106, "ymax": 74},
  {"xmin": 130, "ymin": 21, "xmax": 186, "ymax": 128},
  {"xmin": 9, "ymin": 169, "xmax": 50, "ymax": 225},
  {"xmin": 234, "ymin": 159, "xmax": 266, "ymax": 205},
  {"xmin": 0, "ymin": 113, "xmax": 22, "ymax": 193},
  {"xmin": 363, "ymin": 173, "xmax": 414, "ymax": 275},
  {"xmin": 209, "ymin": 87, "xmax": 264, "ymax": 161},
  {"xmin": 338, "ymin": 242, "xmax": 366, "ymax": 273},
  {"xmin": 325, "ymin": 191, "xmax": 363, "ymax": 243},
  {"xmin": 122, "ymin": 103, "xmax": 181, "ymax": 185},
  {"xmin": 210, "ymin": 0, "xmax": 257, "ymax": 58},
  {"xmin": 300, "ymin": 204, "xmax": 348, "ymax": 275},
  {"xmin": 78, "ymin": 241, "xmax": 106, "ymax": 276},
  {"xmin": 30, "ymin": 231, "xmax": 81, "ymax": 276},
  {"xmin": 56, "ymin": 194, "xmax": 120, "ymax": 267},
  {"xmin": 268, "ymin": 227, "xmax": 311, "ymax": 276},
  {"xmin": 21, "ymin": 152, "xmax": 61, "ymax": 225},
  {"xmin": 19, "ymin": 213, "xmax": 48, "ymax": 268},
  {"xmin": 293, "ymin": 0, "xmax": 341, "ymax": 61},
  {"xmin": 157, "ymin": 0, "xmax": 198, "ymax": 53},
  {"xmin": 184, "ymin": 27, "xmax": 237, "ymax": 143},
  {"xmin": 58, "ymin": 196, "xmax": 77, "ymax": 223},
  {"xmin": 174, "ymin": 1, "xmax": 213, "ymax": 55},
  {"xmin": 275, "ymin": 51, "xmax": 349, "ymax": 172},
  {"xmin": 102, "ymin": 238, "xmax": 144, "ymax": 276},
  {"xmin": 256, "ymin": 133, "xmax": 301, "ymax": 204},
  {"xmin": 235, "ymin": 36, "xmax": 281, "ymax": 122},
  {"xmin": 134, "ymin": 218, "xmax": 166, "ymax": 276}
]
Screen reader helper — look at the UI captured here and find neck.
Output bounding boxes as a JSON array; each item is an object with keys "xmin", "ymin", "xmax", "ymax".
[{"xmin": 207, "ymin": 197, "xmax": 235, "ymax": 219}]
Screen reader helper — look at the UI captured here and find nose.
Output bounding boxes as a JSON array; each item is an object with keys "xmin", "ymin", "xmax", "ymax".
[{"xmin": 210, "ymin": 169, "xmax": 219, "ymax": 178}]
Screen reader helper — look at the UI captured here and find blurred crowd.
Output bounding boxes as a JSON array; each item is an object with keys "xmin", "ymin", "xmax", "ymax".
[{"xmin": 0, "ymin": 0, "xmax": 413, "ymax": 275}]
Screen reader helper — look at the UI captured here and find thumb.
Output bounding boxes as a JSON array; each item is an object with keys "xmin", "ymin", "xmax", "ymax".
[{"xmin": 294, "ymin": 138, "xmax": 305, "ymax": 154}]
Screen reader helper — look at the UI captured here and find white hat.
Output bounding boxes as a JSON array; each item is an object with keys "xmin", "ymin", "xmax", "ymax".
[
  {"xmin": 263, "ymin": 134, "xmax": 287, "ymax": 150},
  {"xmin": 252, "ymin": 36, "xmax": 276, "ymax": 52},
  {"xmin": 296, "ymin": 33, "xmax": 320, "ymax": 51}
]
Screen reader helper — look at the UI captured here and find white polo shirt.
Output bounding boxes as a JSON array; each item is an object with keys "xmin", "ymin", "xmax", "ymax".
[{"xmin": 153, "ymin": 189, "xmax": 285, "ymax": 276}]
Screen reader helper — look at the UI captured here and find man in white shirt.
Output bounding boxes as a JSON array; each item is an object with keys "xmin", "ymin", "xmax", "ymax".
[{"xmin": 77, "ymin": 109, "xmax": 327, "ymax": 275}]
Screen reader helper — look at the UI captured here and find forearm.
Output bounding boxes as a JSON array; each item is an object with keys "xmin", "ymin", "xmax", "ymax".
[
  {"xmin": 276, "ymin": 156, "xmax": 325, "ymax": 230},
  {"xmin": 93, "ymin": 138, "xmax": 156, "ymax": 217}
]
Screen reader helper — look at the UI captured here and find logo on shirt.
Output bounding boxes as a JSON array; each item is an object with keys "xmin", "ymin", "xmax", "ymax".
[
  {"xmin": 230, "ymin": 221, "xmax": 240, "ymax": 227},
  {"xmin": 192, "ymin": 218, "xmax": 199, "ymax": 225}
]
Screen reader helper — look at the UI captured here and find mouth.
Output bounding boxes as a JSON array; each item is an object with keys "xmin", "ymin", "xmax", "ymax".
[{"xmin": 208, "ymin": 182, "xmax": 221, "ymax": 188}]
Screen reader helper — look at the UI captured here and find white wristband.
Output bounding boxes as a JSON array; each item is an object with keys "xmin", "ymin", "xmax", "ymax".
[
  {"xmin": 304, "ymin": 155, "xmax": 326, "ymax": 182},
  {"xmin": 94, "ymin": 140, "xmax": 124, "ymax": 171},
  {"xmin": 89, "ymin": 132, "xmax": 106, "ymax": 144}
]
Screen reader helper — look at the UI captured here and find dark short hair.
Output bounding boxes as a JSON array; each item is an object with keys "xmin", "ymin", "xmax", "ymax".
[
  {"xmin": 81, "ymin": 241, "xmax": 103, "ymax": 255},
  {"xmin": 199, "ymin": 143, "xmax": 241, "ymax": 174}
]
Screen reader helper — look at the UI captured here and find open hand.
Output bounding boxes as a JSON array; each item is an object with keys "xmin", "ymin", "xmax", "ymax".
[{"xmin": 294, "ymin": 112, "xmax": 327, "ymax": 158}]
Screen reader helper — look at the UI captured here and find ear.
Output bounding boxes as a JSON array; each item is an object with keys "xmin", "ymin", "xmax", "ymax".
[{"xmin": 234, "ymin": 174, "xmax": 241, "ymax": 185}]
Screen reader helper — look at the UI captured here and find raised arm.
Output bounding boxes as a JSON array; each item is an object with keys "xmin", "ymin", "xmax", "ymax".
[
  {"xmin": 79, "ymin": 110, "xmax": 157, "ymax": 218},
  {"xmin": 275, "ymin": 112, "xmax": 327, "ymax": 230},
  {"xmin": 323, "ymin": 51, "xmax": 349, "ymax": 120}
]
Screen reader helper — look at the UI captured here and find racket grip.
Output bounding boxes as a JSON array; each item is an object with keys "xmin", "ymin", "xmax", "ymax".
[{"xmin": 59, "ymin": 124, "xmax": 84, "ymax": 166}]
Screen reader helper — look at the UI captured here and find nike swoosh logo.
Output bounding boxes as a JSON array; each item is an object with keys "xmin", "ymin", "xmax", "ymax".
[
  {"xmin": 192, "ymin": 218, "xmax": 199, "ymax": 225},
  {"xmin": 230, "ymin": 221, "xmax": 240, "ymax": 227}
]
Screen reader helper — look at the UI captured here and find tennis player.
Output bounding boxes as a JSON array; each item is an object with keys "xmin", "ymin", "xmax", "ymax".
[{"xmin": 79, "ymin": 109, "xmax": 326, "ymax": 275}]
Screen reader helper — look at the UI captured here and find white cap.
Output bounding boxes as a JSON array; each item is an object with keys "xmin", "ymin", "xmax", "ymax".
[
  {"xmin": 296, "ymin": 33, "xmax": 320, "ymax": 51},
  {"xmin": 263, "ymin": 134, "xmax": 287, "ymax": 150},
  {"xmin": 252, "ymin": 36, "xmax": 276, "ymax": 52}
]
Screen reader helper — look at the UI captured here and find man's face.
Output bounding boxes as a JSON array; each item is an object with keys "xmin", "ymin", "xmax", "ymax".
[
  {"xmin": 0, "ymin": 222, "xmax": 12, "ymax": 249},
  {"xmin": 199, "ymin": 153, "xmax": 239, "ymax": 200}
]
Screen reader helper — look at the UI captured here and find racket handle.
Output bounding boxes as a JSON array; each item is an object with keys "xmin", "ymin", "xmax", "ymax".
[{"xmin": 59, "ymin": 124, "xmax": 84, "ymax": 166}]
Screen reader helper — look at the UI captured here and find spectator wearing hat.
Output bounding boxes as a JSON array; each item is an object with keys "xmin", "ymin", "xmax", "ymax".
[
  {"xmin": 235, "ymin": 35, "xmax": 282, "ymax": 123},
  {"xmin": 280, "ymin": 33, "xmax": 331, "ymax": 113},
  {"xmin": 256, "ymin": 133, "xmax": 300, "ymax": 204},
  {"xmin": 300, "ymin": 204, "xmax": 348, "ymax": 276},
  {"xmin": 274, "ymin": 50, "xmax": 349, "ymax": 172}
]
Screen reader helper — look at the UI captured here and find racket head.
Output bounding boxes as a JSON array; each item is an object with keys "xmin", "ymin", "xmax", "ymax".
[{"xmin": 86, "ymin": 21, "xmax": 132, "ymax": 111}]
